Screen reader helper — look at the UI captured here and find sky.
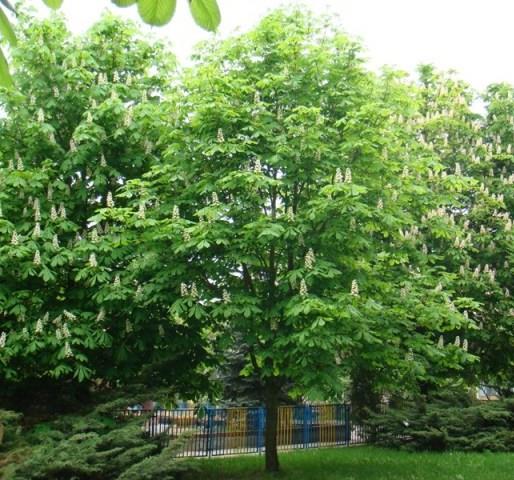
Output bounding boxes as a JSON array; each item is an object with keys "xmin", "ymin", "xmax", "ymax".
[{"xmin": 33, "ymin": 0, "xmax": 514, "ymax": 92}]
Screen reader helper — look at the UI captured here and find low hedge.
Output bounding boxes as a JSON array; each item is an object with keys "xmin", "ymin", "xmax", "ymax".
[{"xmin": 365, "ymin": 390, "xmax": 514, "ymax": 452}]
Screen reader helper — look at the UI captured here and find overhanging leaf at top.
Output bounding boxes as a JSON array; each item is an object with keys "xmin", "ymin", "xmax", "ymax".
[
  {"xmin": 0, "ymin": 45, "xmax": 13, "ymax": 88},
  {"xmin": 189, "ymin": 0, "xmax": 220, "ymax": 31},
  {"xmin": 42, "ymin": 0, "xmax": 64, "ymax": 9},
  {"xmin": 0, "ymin": 7, "xmax": 16, "ymax": 45},
  {"xmin": 138, "ymin": 0, "xmax": 177, "ymax": 26},
  {"xmin": 111, "ymin": 0, "xmax": 137, "ymax": 6}
]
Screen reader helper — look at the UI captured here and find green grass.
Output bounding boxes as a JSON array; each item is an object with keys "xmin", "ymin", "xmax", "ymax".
[{"xmin": 185, "ymin": 446, "xmax": 514, "ymax": 480}]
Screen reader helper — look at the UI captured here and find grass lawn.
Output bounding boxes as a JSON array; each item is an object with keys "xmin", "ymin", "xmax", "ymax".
[{"xmin": 185, "ymin": 446, "xmax": 514, "ymax": 480}]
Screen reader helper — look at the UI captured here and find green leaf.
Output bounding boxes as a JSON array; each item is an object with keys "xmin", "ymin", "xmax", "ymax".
[
  {"xmin": 111, "ymin": 0, "xmax": 137, "ymax": 6},
  {"xmin": 0, "ymin": 45, "xmax": 13, "ymax": 88},
  {"xmin": 42, "ymin": 0, "xmax": 64, "ymax": 9},
  {"xmin": 189, "ymin": 0, "xmax": 220, "ymax": 32},
  {"xmin": 138, "ymin": 0, "xmax": 177, "ymax": 26},
  {"xmin": 0, "ymin": 7, "xmax": 16, "ymax": 45}
]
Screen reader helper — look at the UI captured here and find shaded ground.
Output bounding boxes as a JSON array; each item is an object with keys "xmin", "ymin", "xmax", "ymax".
[{"xmin": 185, "ymin": 446, "xmax": 514, "ymax": 480}]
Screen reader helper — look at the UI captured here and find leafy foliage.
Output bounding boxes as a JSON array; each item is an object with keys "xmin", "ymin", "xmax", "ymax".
[
  {"xmin": 0, "ymin": 14, "xmax": 209, "ymax": 394},
  {"xmin": 138, "ymin": 0, "xmax": 177, "ymax": 27},
  {"xmin": 366, "ymin": 389, "xmax": 514, "ymax": 452},
  {"xmin": 0, "ymin": 0, "xmax": 221, "ymax": 89},
  {"xmin": 0, "ymin": 409, "xmax": 22, "ymax": 449},
  {"xmin": 99, "ymin": 9, "xmax": 473, "ymax": 470},
  {"xmin": 406, "ymin": 66, "xmax": 514, "ymax": 394},
  {"xmin": 2, "ymin": 405, "xmax": 196, "ymax": 480},
  {"xmin": 2, "ymin": 4, "xmax": 514, "ymax": 475}
]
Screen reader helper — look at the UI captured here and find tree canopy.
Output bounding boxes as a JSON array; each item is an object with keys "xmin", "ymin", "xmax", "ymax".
[
  {"xmin": 0, "ymin": 14, "xmax": 209, "ymax": 398},
  {"xmin": 94, "ymin": 10, "xmax": 474, "ymax": 470},
  {"xmin": 1, "ymin": 6, "xmax": 514, "ymax": 476}
]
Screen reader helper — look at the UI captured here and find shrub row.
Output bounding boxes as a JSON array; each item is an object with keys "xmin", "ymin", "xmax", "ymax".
[{"xmin": 365, "ymin": 390, "xmax": 514, "ymax": 452}]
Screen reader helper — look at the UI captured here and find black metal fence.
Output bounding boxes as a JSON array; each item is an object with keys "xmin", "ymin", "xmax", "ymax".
[{"xmin": 118, "ymin": 404, "xmax": 369, "ymax": 457}]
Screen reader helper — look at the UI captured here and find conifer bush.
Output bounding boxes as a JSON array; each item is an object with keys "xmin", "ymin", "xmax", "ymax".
[
  {"xmin": 3, "ymin": 405, "xmax": 196, "ymax": 480},
  {"xmin": 366, "ymin": 390, "xmax": 514, "ymax": 452}
]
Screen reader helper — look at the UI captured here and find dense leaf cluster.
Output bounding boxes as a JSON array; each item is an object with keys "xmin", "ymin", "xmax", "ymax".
[
  {"xmin": 0, "ymin": 0, "xmax": 221, "ymax": 87},
  {"xmin": 0, "ymin": 6, "xmax": 513, "ymax": 474},
  {"xmin": 0, "ymin": 14, "xmax": 208, "ymax": 394},
  {"xmin": 1, "ymin": 404, "xmax": 196, "ymax": 480},
  {"xmin": 366, "ymin": 389, "xmax": 514, "ymax": 452}
]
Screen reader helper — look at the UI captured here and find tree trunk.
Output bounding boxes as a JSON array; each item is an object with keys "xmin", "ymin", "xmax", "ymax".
[
  {"xmin": 264, "ymin": 384, "xmax": 280, "ymax": 472},
  {"xmin": 350, "ymin": 365, "xmax": 382, "ymax": 422}
]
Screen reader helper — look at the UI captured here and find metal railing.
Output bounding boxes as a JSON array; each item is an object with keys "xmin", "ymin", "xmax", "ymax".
[{"xmin": 118, "ymin": 403, "xmax": 369, "ymax": 457}]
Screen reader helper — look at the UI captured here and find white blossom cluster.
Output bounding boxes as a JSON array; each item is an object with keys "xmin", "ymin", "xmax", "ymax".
[
  {"xmin": 124, "ymin": 106, "xmax": 133, "ymax": 127},
  {"xmin": 399, "ymin": 225, "xmax": 420, "ymax": 241},
  {"xmin": 91, "ymin": 229, "xmax": 100, "ymax": 243},
  {"xmin": 59, "ymin": 203, "xmax": 66, "ymax": 219},
  {"xmin": 299, "ymin": 279, "xmax": 308, "ymax": 297},
  {"xmin": 96, "ymin": 308, "xmax": 106, "ymax": 322},
  {"xmin": 137, "ymin": 202, "xmax": 146, "ymax": 219},
  {"xmin": 222, "ymin": 289, "xmax": 231, "ymax": 304},
  {"xmin": 64, "ymin": 341, "xmax": 73, "ymax": 358},
  {"xmin": 350, "ymin": 279, "xmax": 359, "ymax": 296},
  {"xmin": 97, "ymin": 72, "xmax": 108, "ymax": 85},
  {"xmin": 304, "ymin": 248, "xmax": 315, "ymax": 270},
  {"xmin": 35, "ymin": 318, "xmax": 44, "ymax": 334},
  {"xmin": 106, "ymin": 192, "xmax": 114, "ymax": 208},
  {"xmin": 144, "ymin": 139, "xmax": 153, "ymax": 154},
  {"xmin": 63, "ymin": 310, "xmax": 77, "ymax": 321},
  {"xmin": 286, "ymin": 206, "xmax": 295, "ymax": 222},
  {"xmin": 181, "ymin": 282, "xmax": 199, "ymax": 298},
  {"xmin": 62, "ymin": 323, "xmax": 71, "ymax": 338},
  {"xmin": 11, "ymin": 230, "xmax": 19, "ymax": 246},
  {"xmin": 15, "ymin": 152, "xmax": 24, "ymax": 171}
]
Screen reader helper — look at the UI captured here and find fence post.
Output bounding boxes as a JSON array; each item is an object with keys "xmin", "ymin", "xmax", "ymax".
[
  {"xmin": 257, "ymin": 406, "xmax": 265, "ymax": 454},
  {"xmin": 345, "ymin": 404, "xmax": 351, "ymax": 446},
  {"xmin": 206, "ymin": 408, "xmax": 213, "ymax": 458},
  {"xmin": 302, "ymin": 404, "xmax": 308, "ymax": 448}
]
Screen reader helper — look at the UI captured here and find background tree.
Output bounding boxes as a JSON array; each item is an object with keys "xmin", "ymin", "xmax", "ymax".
[
  {"xmin": 343, "ymin": 67, "xmax": 482, "ymax": 413},
  {"xmin": 412, "ymin": 66, "xmax": 514, "ymax": 396},
  {"xmin": 477, "ymin": 84, "xmax": 514, "ymax": 395},
  {"xmin": 0, "ymin": 14, "xmax": 209, "ymax": 409},
  {"xmin": 104, "ymin": 10, "xmax": 473, "ymax": 472}
]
